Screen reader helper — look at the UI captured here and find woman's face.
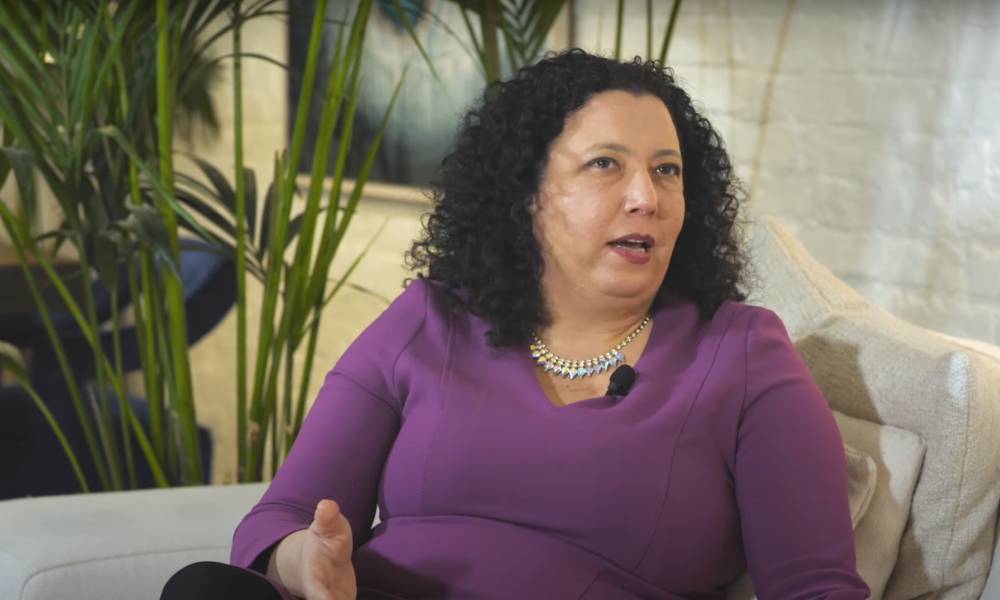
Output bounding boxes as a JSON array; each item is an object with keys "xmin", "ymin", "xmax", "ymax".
[{"xmin": 533, "ymin": 90, "xmax": 685, "ymax": 311}]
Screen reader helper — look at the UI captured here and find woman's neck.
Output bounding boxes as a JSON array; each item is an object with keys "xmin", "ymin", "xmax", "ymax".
[{"xmin": 538, "ymin": 297, "xmax": 653, "ymax": 360}]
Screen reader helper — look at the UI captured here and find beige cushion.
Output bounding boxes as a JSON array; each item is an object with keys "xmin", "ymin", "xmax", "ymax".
[
  {"xmin": 834, "ymin": 411, "xmax": 925, "ymax": 598},
  {"xmin": 746, "ymin": 216, "xmax": 1000, "ymax": 599},
  {"xmin": 843, "ymin": 442, "xmax": 877, "ymax": 529}
]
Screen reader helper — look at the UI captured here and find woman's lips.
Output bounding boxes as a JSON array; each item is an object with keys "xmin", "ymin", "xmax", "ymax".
[{"xmin": 609, "ymin": 244, "xmax": 652, "ymax": 264}]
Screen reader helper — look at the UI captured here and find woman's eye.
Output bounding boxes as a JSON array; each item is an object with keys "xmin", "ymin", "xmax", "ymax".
[
  {"xmin": 589, "ymin": 157, "xmax": 615, "ymax": 169},
  {"xmin": 656, "ymin": 164, "xmax": 681, "ymax": 177}
]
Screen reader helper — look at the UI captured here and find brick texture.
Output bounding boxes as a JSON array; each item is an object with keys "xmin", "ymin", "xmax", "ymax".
[{"xmin": 576, "ymin": 0, "xmax": 1000, "ymax": 345}]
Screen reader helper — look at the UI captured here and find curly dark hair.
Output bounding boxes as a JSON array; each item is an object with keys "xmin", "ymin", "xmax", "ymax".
[{"xmin": 407, "ymin": 49, "xmax": 748, "ymax": 347}]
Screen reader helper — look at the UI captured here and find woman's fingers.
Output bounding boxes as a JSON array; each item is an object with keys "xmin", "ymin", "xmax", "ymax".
[
  {"xmin": 309, "ymin": 499, "xmax": 354, "ymax": 564},
  {"xmin": 310, "ymin": 500, "xmax": 341, "ymax": 538},
  {"xmin": 300, "ymin": 499, "xmax": 358, "ymax": 599}
]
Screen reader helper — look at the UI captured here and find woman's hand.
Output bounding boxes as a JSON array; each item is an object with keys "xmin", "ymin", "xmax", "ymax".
[
  {"xmin": 298, "ymin": 499, "xmax": 357, "ymax": 600},
  {"xmin": 265, "ymin": 500, "xmax": 358, "ymax": 599}
]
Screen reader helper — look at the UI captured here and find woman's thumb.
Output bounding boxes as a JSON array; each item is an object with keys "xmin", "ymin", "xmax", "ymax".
[{"xmin": 311, "ymin": 499, "xmax": 341, "ymax": 538}]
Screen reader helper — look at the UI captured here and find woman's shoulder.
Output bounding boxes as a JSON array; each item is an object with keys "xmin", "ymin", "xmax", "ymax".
[
  {"xmin": 654, "ymin": 298, "xmax": 789, "ymax": 342},
  {"xmin": 356, "ymin": 279, "xmax": 429, "ymax": 340},
  {"xmin": 713, "ymin": 301, "xmax": 809, "ymax": 388},
  {"xmin": 329, "ymin": 280, "xmax": 431, "ymax": 391},
  {"xmin": 330, "ymin": 279, "xmax": 463, "ymax": 395},
  {"xmin": 711, "ymin": 300, "xmax": 790, "ymax": 340},
  {"xmin": 340, "ymin": 278, "xmax": 449, "ymax": 355}
]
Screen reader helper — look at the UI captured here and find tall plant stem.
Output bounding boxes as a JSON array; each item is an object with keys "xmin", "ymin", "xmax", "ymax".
[
  {"xmin": 140, "ymin": 253, "xmax": 166, "ymax": 462},
  {"xmin": 290, "ymin": 18, "xmax": 381, "ymax": 445},
  {"xmin": 658, "ymin": 0, "xmax": 683, "ymax": 65},
  {"xmin": 290, "ymin": 304, "xmax": 322, "ymax": 448},
  {"xmin": 156, "ymin": 0, "xmax": 202, "ymax": 484},
  {"xmin": 233, "ymin": 0, "xmax": 249, "ymax": 482},
  {"xmin": 614, "ymin": 0, "xmax": 625, "ymax": 59},
  {"xmin": 109, "ymin": 2, "xmax": 163, "ymax": 479},
  {"xmin": 281, "ymin": 338, "xmax": 295, "ymax": 462},
  {"xmin": 126, "ymin": 255, "xmax": 162, "ymax": 465},
  {"xmin": 481, "ymin": 0, "xmax": 501, "ymax": 82},
  {"xmin": 646, "ymin": 0, "xmax": 652, "ymax": 59},
  {"xmin": 110, "ymin": 286, "xmax": 137, "ymax": 489},
  {"xmin": 149, "ymin": 280, "xmax": 179, "ymax": 482},
  {"xmin": 254, "ymin": 0, "xmax": 376, "ymax": 481},
  {"xmin": 279, "ymin": 15, "xmax": 366, "ymax": 414},
  {"xmin": 247, "ymin": 0, "xmax": 331, "ymax": 481},
  {"xmin": 76, "ymin": 243, "xmax": 123, "ymax": 489}
]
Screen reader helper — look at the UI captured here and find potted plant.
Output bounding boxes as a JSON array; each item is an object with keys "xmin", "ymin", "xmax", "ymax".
[{"xmin": 0, "ymin": 0, "xmax": 400, "ymax": 492}]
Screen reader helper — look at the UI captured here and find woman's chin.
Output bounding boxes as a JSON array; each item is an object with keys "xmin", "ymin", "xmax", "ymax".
[{"xmin": 591, "ymin": 276, "xmax": 663, "ymax": 304}]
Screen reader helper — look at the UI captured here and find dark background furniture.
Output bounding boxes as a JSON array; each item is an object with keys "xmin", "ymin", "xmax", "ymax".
[{"xmin": 0, "ymin": 242, "xmax": 235, "ymax": 498}]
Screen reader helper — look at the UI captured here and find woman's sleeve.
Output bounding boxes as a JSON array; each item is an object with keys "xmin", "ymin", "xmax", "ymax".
[
  {"xmin": 229, "ymin": 372, "xmax": 401, "ymax": 572},
  {"xmin": 735, "ymin": 308, "xmax": 870, "ymax": 599},
  {"xmin": 229, "ymin": 282, "xmax": 430, "ymax": 573}
]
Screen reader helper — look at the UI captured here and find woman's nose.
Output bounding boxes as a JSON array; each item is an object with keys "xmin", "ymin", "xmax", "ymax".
[{"xmin": 623, "ymin": 169, "xmax": 657, "ymax": 215}]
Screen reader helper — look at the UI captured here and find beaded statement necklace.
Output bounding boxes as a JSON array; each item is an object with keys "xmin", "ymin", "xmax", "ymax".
[{"xmin": 529, "ymin": 315, "xmax": 651, "ymax": 380}]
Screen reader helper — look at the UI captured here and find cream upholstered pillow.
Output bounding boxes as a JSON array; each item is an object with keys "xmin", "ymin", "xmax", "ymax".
[
  {"xmin": 843, "ymin": 442, "xmax": 877, "ymax": 528},
  {"xmin": 834, "ymin": 411, "xmax": 925, "ymax": 599}
]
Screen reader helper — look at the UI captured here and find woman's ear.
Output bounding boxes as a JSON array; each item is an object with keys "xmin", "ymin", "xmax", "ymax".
[{"xmin": 528, "ymin": 193, "xmax": 540, "ymax": 215}]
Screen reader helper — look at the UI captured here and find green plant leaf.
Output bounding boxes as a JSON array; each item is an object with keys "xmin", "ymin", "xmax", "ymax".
[
  {"xmin": 658, "ymin": 0, "xmax": 683, "ymax": 65},
  {"xmin": 0, "ymin": 146, "xmax": 37, "ymax": 224},
  {"xmin": 443, "ymin": 0, "xmax": 568, "ymax": 80},
  {"xmin": 257, "ymin": 182, "xmax": 276, "ymax": 260},
  {"xmin": 173, "ymin": 188, "xmax": 237, "ymax": 238},
  {"xmin": 204, "ymin": 51, "xmax": 290, "ymax": 72},
  {"xmin": 33, "ymin": 224, "xmax": 72, "ymax": 244},
  {"xmin": 192, "ymin": 157, "xmax": 237, "ymax": 212},
  {"xmin": 93, "ymin": 228, "xmax": 124, "ymax": 289},
  {"xmin": 33, "ymin": 218, "xmax": 72, "ymax": 257},
  {"xmin": 0, "ymin": 127, "xmax": 12, "ymax": 189},
  {"xmin": 123, "ymin": 204, "xmax": 176, "ymax": 267},
  {"xmin": 458, "ymin": 6, "xmax": 488, "ymax": 77},
  {"xmin": 174, "ymin": 171, "xmax": 224, "ymax": 203},
  {"xmin": 613, "ymin": 0, "xmax": 625, "ymax": 59},
  {"xmin": 243, "ymin": 166, "xmax": 257, "ymax": 239},
  {"xmin": 284, "ymin": 212, "xmax": 307, "ymax": 251},
  {"xmin": 498, "ymin": 0, "xmax": 568, "ymax": 71},
  {"xmin": 0, "ymin": 341, "xmax": 28, "ymax": 382},
  {"xmin": 0, "ymin": 4, "xmax": 61, "ymax": 128},
  {"xmin": 387, "ymin": 0, "xmax": 445, "ymax": 87},
  {"xmin": 97, "ymin": 125, "xmax": 216, "ymax": 245}
]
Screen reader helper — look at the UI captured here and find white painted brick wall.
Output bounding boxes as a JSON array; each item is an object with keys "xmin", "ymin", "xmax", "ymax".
[{"xmin": 576, "ymin": 0, "xmax": 1000, "ymax": 346}]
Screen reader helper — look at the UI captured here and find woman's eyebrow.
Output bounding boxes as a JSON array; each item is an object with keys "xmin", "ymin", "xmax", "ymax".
[
  {"xmin": 583, "ymin": 142, "xmax": 681, "ymax": 159},
  {"xmin": 653, "ymin": 148, "xmax": 681, "ymax": 159},
  {"xmin": 584, "ymin": 142, "xmax": 629, "ymax": 154}
]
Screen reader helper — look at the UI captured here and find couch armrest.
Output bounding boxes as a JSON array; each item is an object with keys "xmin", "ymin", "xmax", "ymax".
[
  {"xmin": 938, "ymin": 332, "xmax": 1000, "ymax": 598},
  {"xmin": 0, "ymin": 483, "xmax": 267, "ymax": 600},
  {"xmin": 985, "ymin": 520, "xmax": 1000, "ymax": 600}
]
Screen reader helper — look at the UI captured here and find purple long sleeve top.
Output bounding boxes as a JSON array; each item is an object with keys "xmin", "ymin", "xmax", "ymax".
[{"xmin": 231, "ymin": 279, "xmax": 869, "ymax": 599}]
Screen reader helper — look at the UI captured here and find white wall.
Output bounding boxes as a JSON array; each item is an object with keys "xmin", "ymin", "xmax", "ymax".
[{"xmin": 577, "ymin": 0, "xmax": 1000, "ymax": 346}]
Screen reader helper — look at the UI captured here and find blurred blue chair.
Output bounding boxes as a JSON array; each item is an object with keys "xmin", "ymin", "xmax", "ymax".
[{"xmin": 0, "ymin": 241, "xmax": 235, "ymax": 498}]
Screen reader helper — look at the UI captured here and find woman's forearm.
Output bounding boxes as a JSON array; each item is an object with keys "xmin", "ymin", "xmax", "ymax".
[{"xmin": 267, "ymin": 529, "xmax": 309, "ymax": 596}]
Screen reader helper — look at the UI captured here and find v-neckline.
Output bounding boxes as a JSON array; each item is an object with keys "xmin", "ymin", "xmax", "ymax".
[{"xmin": 521, "ymin": 313, "xmax": 659, "ymax": 412}]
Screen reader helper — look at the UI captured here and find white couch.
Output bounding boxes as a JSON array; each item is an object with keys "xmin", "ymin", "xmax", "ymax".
[{"xmin": 2, "ymin": 217, "xmax": 1000, "ymax": 600}]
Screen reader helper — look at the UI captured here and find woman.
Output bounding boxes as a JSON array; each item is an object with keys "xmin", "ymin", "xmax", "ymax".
[{"xmin": 164, "ymin": 49, "xmax": 869, "ymax": 599}]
